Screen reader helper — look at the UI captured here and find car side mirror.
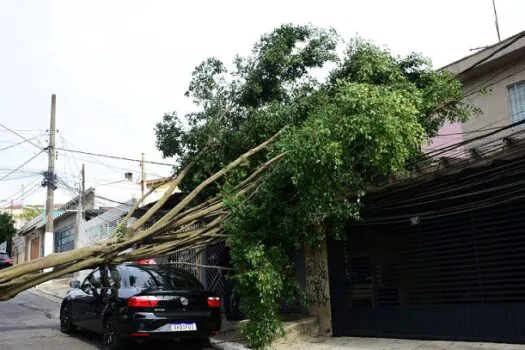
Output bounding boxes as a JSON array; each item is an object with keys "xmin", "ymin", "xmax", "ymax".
[{"xmin": 70, "ymin": 280, "xmax": 81, "ymax": 289}]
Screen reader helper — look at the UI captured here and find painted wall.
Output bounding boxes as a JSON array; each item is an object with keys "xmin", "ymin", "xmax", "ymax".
[
  {"xmin": 459, "ymin": 58, "xmax": 525, "ymax": 149},
  {"xmin": 305, "ymin": 239, "xmax": 332, "ymax": 336},
  {"xmin": 425, "ymin": 122, "xmax": 466, "ymax": 158}
]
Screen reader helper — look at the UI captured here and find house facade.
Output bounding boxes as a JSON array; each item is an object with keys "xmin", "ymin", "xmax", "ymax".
[
  {"xmin": 322, "ymin": 31, "xmax": 525, "ymax": 343},
  {"xmin": 437, "ymin": 31, "xmax": 525, "ymax": 151}
]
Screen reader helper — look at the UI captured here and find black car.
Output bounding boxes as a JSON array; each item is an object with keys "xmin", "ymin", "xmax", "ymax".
[
  {"xmin": 0, "ymin": 251, "xmax": 12, "ymax": 269},
  {"xmin": 60, "ymin": 263, "xmax": 222, "ymax": 350}
]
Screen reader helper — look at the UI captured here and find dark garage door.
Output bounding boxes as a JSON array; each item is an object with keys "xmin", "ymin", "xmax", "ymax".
[{"xmin": 328, "ymin": 162, "xmax": 525, "ymax": 343}]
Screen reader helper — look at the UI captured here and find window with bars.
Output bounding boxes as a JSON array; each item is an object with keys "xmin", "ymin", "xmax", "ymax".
[{"xmin": 507, "ymin": 81, "xmax": 525, "ymax": 124}]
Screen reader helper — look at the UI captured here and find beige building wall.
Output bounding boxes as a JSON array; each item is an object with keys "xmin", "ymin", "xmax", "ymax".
[
  {"xmin": 459, "ymin": 57, "xmax": 525, "ymax": 149},
  {"xmin": 440, "ymin": 32, "xmax": 525, "ymax": 152}
]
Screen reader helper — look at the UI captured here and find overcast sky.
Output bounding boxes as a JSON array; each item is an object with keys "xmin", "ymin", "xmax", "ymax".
[{"xmin": 0, "ymin": 0, "xmax": 524, "ymax": 208}]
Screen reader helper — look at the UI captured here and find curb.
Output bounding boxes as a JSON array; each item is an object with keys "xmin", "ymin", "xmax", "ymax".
[{"xmin": 210, "ymin": 338, "xmax": 250, "ymax": 350}]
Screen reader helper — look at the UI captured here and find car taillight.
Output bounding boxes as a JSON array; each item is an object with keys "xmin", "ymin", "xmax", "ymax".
[
  {"xmin": 128, "ymin": 296, "xmax": 159, "ymax": 308},
  {"xmin": 136, "ymin": 258, "xmax": 156, "ymax": 265},
  {"xmin": 5, "ymin": 258, "xmax": 12, "ymax": 264},
  {"xmin": 207, "ymin": 297, "xmax": 221, "ymax": 308}
]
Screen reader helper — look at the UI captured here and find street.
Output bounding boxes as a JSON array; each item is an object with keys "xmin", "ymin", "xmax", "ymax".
[{"xmin": 0, "ymin": 291, "xmax": 214, "ymax": 350}]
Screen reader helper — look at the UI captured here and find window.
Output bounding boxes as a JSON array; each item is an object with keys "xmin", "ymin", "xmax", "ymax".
[
  {"xmin": 507, "ymin": 81, "xmax": 525, "ymax": 124},
  {"xmin": 82, "ymin": 269, "xmax": 101, "ymax": 289},
  {"xmin": 108, "ymin": 267, "xmax": 121, "ymax": 288},
  {"xmin": 0, "ymin": 253, "xmax": 9, "ymax": 260},
  {"xmin": 126, "ymin": 266, "xmax": 203, "ymax": 290}
]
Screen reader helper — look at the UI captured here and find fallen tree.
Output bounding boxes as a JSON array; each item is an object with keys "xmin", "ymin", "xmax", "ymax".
[
  {"xmin": 0, "ymin": 24, "xmax": 478, "ymax": 349},
  {"xmin": 0, "ymin": 130, "xmax": 281, "ymax": 300}
]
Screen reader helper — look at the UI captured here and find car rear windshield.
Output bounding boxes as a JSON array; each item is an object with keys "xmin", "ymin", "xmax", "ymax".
[
  {"xmin": 0, "ymin": 253, "xmax": 9, "ymax": 260},
  {"xmin": 125, "ymin": 265, "xmax": 203, "ymax": 290}
]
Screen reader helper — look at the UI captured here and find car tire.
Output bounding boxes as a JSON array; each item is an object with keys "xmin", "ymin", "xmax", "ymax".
[
  {"xmin": 60, "ymin": 302, "xmax": 76, "ymax": 334},
  {"xmin": 103, "ymin": 315, "xmax": 125, "ymax": 350}
]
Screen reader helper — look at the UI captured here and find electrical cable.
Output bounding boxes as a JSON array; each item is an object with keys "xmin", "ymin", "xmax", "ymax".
[
  {"xmin": 0, "ymin": 123, "xmax": 43, "ymax": 150},
  {"xmin": 2, "ymin": 184, "xmax": 44, "ymax": 209},
  {"xmin": 0, "ymin": 135, "xmax": 43, "ymax": 153},
  {"xmin": 371, "ymin": 127, "xmax": 525, "ymax": 200},
  {"xmin": 59, "ymin": 135, "xmax": 164, "ymax": 178},
  {"xmin": 0, "ymin": 151, "xmax": 44, "ymax": 181},
  {"xmin": 456, "ymin": 32, "xmax": 525, "ymax": 79},
  {"xmin": 0, "ymin": 177, "xmax": 42, "ymax": 203},
  {"xmin": 56, "ymin": 147, "xmax": 176, "ymax": 167}
]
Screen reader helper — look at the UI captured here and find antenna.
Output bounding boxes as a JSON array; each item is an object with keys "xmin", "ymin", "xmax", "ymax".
[{"xmin": 492, "ymin": 0, "xmax": 501, "ymax": 42}]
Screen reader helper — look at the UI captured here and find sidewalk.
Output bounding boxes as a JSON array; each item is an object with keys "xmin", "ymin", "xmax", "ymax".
[
  {"xmin": 272, "ymin": 336, "xmax": 525, "ymax": 350},
  {"xmin": 33, "ymin": 279, "xmax": 525, "ymax": 350},
  {"xmin": 31, "ymin": 278, "xmax": 72, "ymax": 302}
]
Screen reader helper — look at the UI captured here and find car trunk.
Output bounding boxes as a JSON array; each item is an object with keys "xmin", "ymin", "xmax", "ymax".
[{"xmin": 141, "ymin": 289, "xmax": 213, "ymax": 318}]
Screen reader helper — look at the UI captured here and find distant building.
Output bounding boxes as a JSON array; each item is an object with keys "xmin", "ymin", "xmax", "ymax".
[{"xmin": 0, "ymin": 204, "xmax": 45, "ymax": 230}]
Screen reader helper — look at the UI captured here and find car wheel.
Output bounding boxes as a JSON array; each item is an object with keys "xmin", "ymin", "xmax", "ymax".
[
  {"xmin": 103, "ymin": 315, "xmax": 125, "ymax": 350},
  {"xmin": 60, "ymin": 302, "xmax": 76, "ymax": 334}
]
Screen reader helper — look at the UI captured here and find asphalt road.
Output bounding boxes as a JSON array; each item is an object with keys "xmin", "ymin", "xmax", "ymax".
[{"xmin": 0, "ymin": 291, "xmax": 214, "ymax": 350}]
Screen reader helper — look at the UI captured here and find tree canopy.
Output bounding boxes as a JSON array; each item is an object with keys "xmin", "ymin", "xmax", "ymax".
[
  {"xmin": 15, "ymin": 207, "xmax": 40, "ymax": 223},
  {"xmin": 0, "ymin": 212, "xmax": 16, "ymax": 244},
  {"xmin": 155, "ymin": 24, "xmax": 476, "ymax": 348}
]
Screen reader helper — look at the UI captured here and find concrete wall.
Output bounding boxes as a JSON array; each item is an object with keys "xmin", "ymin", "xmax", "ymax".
[
  {"xmin": 305, "ymin": 239, "xmax": 332, "ymax": 336},
  {"xmin": 12, "ymin": 234, "xmax": 25, "ymax": 264},
  {"xmin": 459, "ymin": 57, "xmax": 525, "ymax": 149},
  {"xmin": 425, "ymin": 122, "xmax": 466, "ymax": 157}
]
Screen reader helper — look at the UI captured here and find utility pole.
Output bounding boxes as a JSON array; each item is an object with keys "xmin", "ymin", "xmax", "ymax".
[
  {"xmin": 141, "ymin": 153, "xmax": 146, "ymax": 197},
  {"xmin": 81, "ymin": 163, "xmax": 85, "ymax": 220},
  {"xmin": 492, "ymin": 0, "xmax": 501, "ymax": 42},
  {"xmin": 74, "ymin": 164, "xmax": 85, "ymax": 250},
  {"xmin": 44, "ymin": 94, "xmax": 57, "ymax": 259}
]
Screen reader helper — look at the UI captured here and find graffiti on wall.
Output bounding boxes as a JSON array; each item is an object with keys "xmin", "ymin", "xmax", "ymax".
[{"xmin": 306, "ymin": 247, "xmax": 330, "ymax": 307}]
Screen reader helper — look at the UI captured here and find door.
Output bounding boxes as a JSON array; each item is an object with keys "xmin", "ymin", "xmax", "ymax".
[
  {"xmin": 90, "ymin": 266, "xmax": 122, "ymax": 333},
  {"xmin": 72, "ymin": 269, "xmax": 101, "ymax": 331},
  {"xmin": 30, "ymin": 238, "xmax": 39, "ymax": 260}
]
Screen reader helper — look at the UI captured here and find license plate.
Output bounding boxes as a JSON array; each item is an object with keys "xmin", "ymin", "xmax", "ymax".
[{"xmin": 170, "ymin": 323, "xmax": 197, "ymax": 332}]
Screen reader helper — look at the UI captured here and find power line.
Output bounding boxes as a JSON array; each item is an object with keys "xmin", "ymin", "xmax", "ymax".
[
  {"xmin": 0, "ymin": 129, "xmax": 45, "ymax": 132},
  {"xmin": 463, "ymin": 65, "xmax": 525, "ymax": 100},
  {"xmin": 95, "ymin": 195, "xmax": 129, "ymax": 206},
  {"xmin": 59, "ymin": 135, "xmax": 165, "ymax": 178},
  {"xmin": 0, "ymin": 177, "xmax": 42, "ymax": 203},
  {"xmin": 0, "ymin": 135, "xmax": 43, "ymax": 153},
  {"xmin": 3, "ymin": 184, "xmax": 44, "ymax": 208},
  {"xmin": 457, "ymin": 32, "xmax": 525, "ymax": 78},
  {"xmin": 0, "ymin": 151, "xmax": 44, "ymax": 182},
  {"xmin": 0, "ymin": 173, "xmax": 40, "ymax": 182},
  {"xmin": 419, "ymin": 115, "xmax": 525, "ymax": 161},
  {"xmin": 436, "ymin": 126, "xmax": 502, "ymax": 137},
  {"xmin": 0, "ymin": 168, "xmax": 41, "ymax": 174},
  {"xmin": 373, "ymin": 125, "xmax": 525, "ymax": 200},
  {"xmin": 0, "ymin": 123, "xmax": 43, "ymax": 150},
  {"xmin": 56, "ymin": 147, "xmax": 176, "ymax": 167}
]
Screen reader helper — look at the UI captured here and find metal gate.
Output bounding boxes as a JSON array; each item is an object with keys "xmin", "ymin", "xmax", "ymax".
[
  {"xmin": 167, "ymin": 241, "xmax": 226, "ymax": 298},
  {"xmin": 328, "ymin": 159, "xmax": 525, "ymax": 343}
]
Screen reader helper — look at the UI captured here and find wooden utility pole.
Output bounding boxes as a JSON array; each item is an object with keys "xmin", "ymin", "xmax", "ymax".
[
  {"xmin": 44, "ymin": 94, "xmax": 57, "ymax": 258},
  {"xmin": 141, "ymin": 153, "xmax": 146, "ymax": 197}
]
